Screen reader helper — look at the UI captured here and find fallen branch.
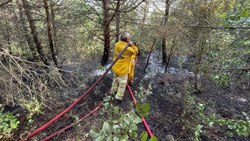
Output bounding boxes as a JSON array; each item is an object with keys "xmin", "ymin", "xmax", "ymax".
[
  {"xmin": 0, "ymin": 51, "xmax": 74, "ymax": 73},
  {"xmin": 183, "ymin": 25, "xmax": 250, "ymax": 30},
  {"xmin": 210, "ymin": 66, "xmax": 250, "ymax": 71}
]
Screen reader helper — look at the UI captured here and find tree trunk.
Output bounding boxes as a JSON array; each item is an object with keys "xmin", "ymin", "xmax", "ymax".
[
  {"xmin": 161, "ymin": 38, "xmax": 167, "ymax": 63},
  {"xmin": 16, "ymin": 0, "xmax": 38, "ymax": 61},
  {"xmin": 50, "ymin": 0, "xmax": 58, "ymax": 55},
  {"xmin": 4, "ymin": 13, "xmax": 11, "ymax": 55},
  {"xmin": 141, "ymin": 0, "xmax": 149, "ymax": 33},
  {"xmin": 144, "ymin": 39, "xmax": 156, "ymax": 72},
  {"xmin": 21, "ymin": 0, "xmax": 50, "ymax": 65},
  {"xmin": 161, "ymin": 0, "xmax": 170, "ymax": 63},
  {"xmin": 44, "ymin": 0, "xmax": 58, "ymax": 66},
  {"xmin": 165, "ymin": 35, "xmax": 177, "ymax": 73},
  {"xmin": 194, "ymin": 40, "xmax": 204, "ymax": 93},
  {"xmin": 115, "ymin": 0, "xmax": 120, "ymax": 42},
  {"xmin": 101, "ymin": 0, "xmax": 110, "ymax": 66}
]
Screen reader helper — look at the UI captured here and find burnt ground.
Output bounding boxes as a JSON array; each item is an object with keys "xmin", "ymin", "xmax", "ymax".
[
  {"xmin": 133, "ymin": 55, "xmax": 250, "ymax": 141},
  {"xmin": 8, "ymin": 53, "xmax": 250, "ymax": 141}
]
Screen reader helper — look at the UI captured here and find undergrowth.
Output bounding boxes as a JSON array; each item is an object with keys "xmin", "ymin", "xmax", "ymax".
[
  {"xmin": 182, "ymin": 95, "xmax": 250, "ymax": 141},
  {"xmin": 0, "ymin": 105, "xmax": 20, "ymax": 140},
  {"xmin": 89, "ymin": 95, "xmax": 158, "ymax": 141}
]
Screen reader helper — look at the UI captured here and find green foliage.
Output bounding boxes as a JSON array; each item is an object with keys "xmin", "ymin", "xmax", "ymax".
[
  {"xmin": 183, "ymin": 96, "xmax": 250, "ymax": 140},
  {"xmin": 182, "ymin": 95, "xmax": 203, "ymax": 141},
  {"xmin": 149, "ymin": 136, "xmax": 158, "ymax": 141},
  {"xmin": 205, "ymin": 113, "xmax": 250, "ymax": 137},
  {"xmin": 140, "ymin": 131, "xmax": 158, "ymax": 141},
  {"xmin": 9, "ymin": 43, "xmax": 23, "ymax": 56},
  {"xmin": 136, "ymin": 84, "xmax": 153, "ymax": 103},
  {"xmin": 140, "ymin": 131, "xmax": 148, "ymax": 141},
  {"xmin": 89, "ymin": 110, "xmax": 141, "ymax": 141},
  {"xmin": 211, "ymin": 73, "xmax": 230, "ymax": 88},
  {"xmin": 91, "ymin": 95, "xmax": 156, "ymax": 140},
  {"xmin": 136, "ymin": 102, "xmax": 151, "ymax": 118},
  {"xmin": 20, "ymin": 98, "xmax": 42, "ymax": 119},
  {"xmin": 193, "ymin": 124, "xmax": 203, "ymax": 141},
  {"xmin": 90, "ymin": 96, "xmax": 142, "ymax": 141},
  {"xmin": 196, "ymin": 103, "xmax": 250, "ymax": 137},
  {"xmin": 0, "ymin": 108, "xmax": 20, "ymax": 139},
  {"xmin": 208, "ymin": 29, "xmax": 248, "ymax": 89},
  {"xmin": 225, "ymin": 0, "xmax": 250, "ymax": 26},
  {"xmin": 97, "ymin": 65, "xmax": 106, "ymax": 71}
]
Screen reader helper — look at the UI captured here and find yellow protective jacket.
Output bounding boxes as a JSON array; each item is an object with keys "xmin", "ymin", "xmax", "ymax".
[{"xmin": 112, "ymin": 41, "xmax": 138, "ymax": 77}]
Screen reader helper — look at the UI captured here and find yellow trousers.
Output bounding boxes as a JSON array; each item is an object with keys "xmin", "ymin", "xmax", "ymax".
[
  {"xmin": 111, "ymin": 74, "xmax": 128, "ymax": 100},
  {"xmin": 128, "ymin": 61, "xmax": 135, "ymax": 84}
]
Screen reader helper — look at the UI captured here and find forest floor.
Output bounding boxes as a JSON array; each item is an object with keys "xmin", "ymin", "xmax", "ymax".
[{"xmin": 11, "ymin": 52, "xmax": 250, "ymax": 141}]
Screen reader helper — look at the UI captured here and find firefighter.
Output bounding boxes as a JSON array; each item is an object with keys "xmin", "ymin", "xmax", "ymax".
[{"xmin": 111, "ymin": 32, "xmax": 138, "ymax": 102}]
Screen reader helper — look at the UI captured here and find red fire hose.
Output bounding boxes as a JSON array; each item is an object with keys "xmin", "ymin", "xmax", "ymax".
[
  {"xmin": 40, "ymin": 83, "xmax": 154, "ymax": 141},
  {"xmin": 126, "ymin": 83, "xmax": 154, "ymax": 137},
  {"xmin": 40, "ymin": 103, "xmax": 103, "ymax": 141},
  {"xmin": 41, "ymin": 86, "xmax": 154, "ymax": 141},
  {"xmin": 21, "ymin": 43, "xmax": 130, "ymax": 141}
]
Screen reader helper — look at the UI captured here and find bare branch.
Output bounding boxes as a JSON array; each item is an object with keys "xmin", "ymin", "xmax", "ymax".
[
  {"xmin": 0, "ymin": 0, "xmax": 12, "ymax": 8},
  {"xmin": 0, "ymin": 51, "xmax": 74, "ymax": 73},
  {"xmin": 210, "ymin": 66, "xmax": 250, "ymax": 71},
  {"xmin": 183, "ymin": 25, "xmax": 250, "ymax": 30},
  {"xmin": 106, "ymin": 0, "xmax": 120, "ymax": 26},
  {"xmin": 81, "ymin": 23, "xmax": 104, "ymax": 41},
  {"xmin": 152, "ymin": 1, "xmax": 164, "ymax": 15},
  {"xmin": 109, "ymin": 0, "xmax": 144, "ymax": 12},
  {"xmin": 121, "ymin": 21, "xmax": 250, "ymax": 30}
]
